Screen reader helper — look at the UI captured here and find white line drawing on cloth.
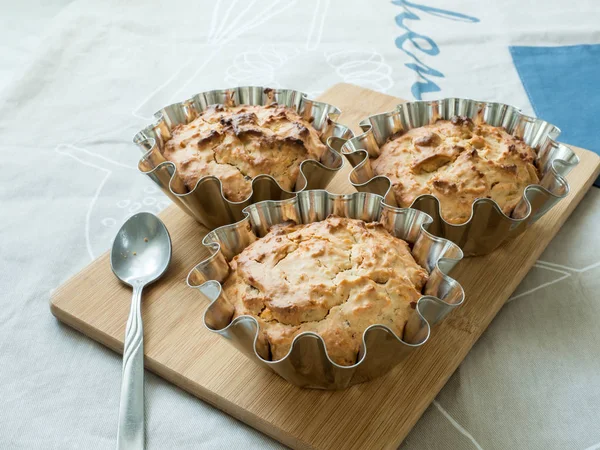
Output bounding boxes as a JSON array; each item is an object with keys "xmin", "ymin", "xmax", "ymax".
[
  {"xmin": 325, "ymin": 50, "xmax": 394, "ymax": 92},
  {"xmin": 132, "ymin": 0, "xmax": 298, "ymax": 120},
  {"xmin": 223, "ymin": 0, "xmax": 331, "ymax": 91},
  {"xmin": 535, "ymin": 259, "xmax": 600, "ymax": 274},
  {"xmin": 56, "ymin": 144, "xmax": 113, "ymax": 261},
  {"xmin": 131, "ymin": 46, "xmax": 222, "ymax": 121},
  {"xmin": 305, "ymin": 0, "xmax": 330, "ymax": 50},
  {"xmin": 433, "ymin": 256, "xmax": 600, "ymax": 449},
  {"xmin": 507, "ymin": 263, "xmax": 571, "ymax": 302},
  {"xmin": 433, "ymin": 400, "xmax": 484, "ymax": 450},
  {"xmin": 225, "ymin": 45, "xmax": 300, "ymax": 87},
  {"xmin": 507, "ymin": 258, "xmax": 600, "ymax": 302},
  {"xmin": 208, "ymin": 0, "xmax": 297, "ymax": 45},
  {"xmin": 59, "ymin": 0, "xmax": 297, "ymax": 261},
  {"xmin": 55, "ymin": 143, "xmax": 170, "ymax": 260},
  {"xmin": 70, "ymin": 123, "xmax": 138, "ymax": 148}
]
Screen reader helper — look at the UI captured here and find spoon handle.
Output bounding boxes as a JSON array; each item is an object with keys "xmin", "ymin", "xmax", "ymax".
[{"xmin": 117, "ymin": 282, "xmax": 145, "ymax": 450}]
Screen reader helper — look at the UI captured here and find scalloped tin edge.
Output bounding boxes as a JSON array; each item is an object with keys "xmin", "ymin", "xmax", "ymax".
[
  {"xmin": 186, "ymin": 190, "xmax": 464, "ymax": 389},
  {"xmin": 341, "ymin": 98, "xmax": 580, "ymax": 256},
  {"xmin": 133, "ymin": 86, "xmax": 354, "ymax": 230}
]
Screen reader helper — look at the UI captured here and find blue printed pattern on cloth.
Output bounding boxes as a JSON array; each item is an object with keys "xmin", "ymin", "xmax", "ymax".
[
  {"xmin": 392, "ymin": 0, "xmax": 479, "ymax": 100},
  {"xmin": 510, "ymin": 44, "xmax": 600, "ymax": 186}
]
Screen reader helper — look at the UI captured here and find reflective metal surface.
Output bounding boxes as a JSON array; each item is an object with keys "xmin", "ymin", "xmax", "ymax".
[
  {"xmin": 134, "ymin": 86, "xmax": 354, "ymax": 230},
  {"xmin": 340, "ymin": 99, "xmax": 580, "ymax": 256},
  {"xmin": 187, "ymin": 191, "xmax": 464, "ymax": 390},
  {"xmin": 110, "ymin": 212, "xmax": 172, "ymax": 449}
]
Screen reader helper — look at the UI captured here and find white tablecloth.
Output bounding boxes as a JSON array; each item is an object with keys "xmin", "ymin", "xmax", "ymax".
[{"xmin": 2, "ymin": 1, "xmax": 599, "ymax": 448}]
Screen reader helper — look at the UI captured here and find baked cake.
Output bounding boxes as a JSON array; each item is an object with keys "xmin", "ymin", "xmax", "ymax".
[
  {"xmin": 371, "ymin": 116, "xmax": 541, "ymax": 224},
  {"xmin": 222, "ymin": 216, "xmax": 428, "ymax": 366},
  {"xmin": 161, "ymin": 103, "xmax": 327, "ymax": 202}
]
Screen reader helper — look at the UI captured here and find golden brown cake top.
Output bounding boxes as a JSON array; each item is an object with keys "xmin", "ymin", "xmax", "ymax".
[
  {"xmin": 222, "ymin": 216, "xmax": 428, "ymax": 366},
  {"xmin": 371, "ymin": 116, "xmax": 541, "ymax": 224},
  {"xmin": 162, "ymin": 103, "xmax": 327, "ymax": 202}
]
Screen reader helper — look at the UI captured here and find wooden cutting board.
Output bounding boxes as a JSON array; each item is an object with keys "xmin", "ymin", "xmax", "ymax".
[{"xmin": 50, "ymin": 84, "xmax": 600, "ymax": 450}]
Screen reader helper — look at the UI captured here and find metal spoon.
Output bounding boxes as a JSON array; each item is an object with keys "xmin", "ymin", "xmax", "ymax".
[{"xmin": 110, "ymin": 212, "xmax": 172, "ymax": 450}]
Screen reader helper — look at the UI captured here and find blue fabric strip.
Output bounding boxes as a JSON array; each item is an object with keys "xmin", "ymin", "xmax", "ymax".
[{"xmin": 510, "ymin": 44, "xmax": 600, "ymax": 186}]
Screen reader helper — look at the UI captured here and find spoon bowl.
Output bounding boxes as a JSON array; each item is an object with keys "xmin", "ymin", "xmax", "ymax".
[{"xmin": 111, "ymin": 212, "xmax": 172, "ymax": 286}]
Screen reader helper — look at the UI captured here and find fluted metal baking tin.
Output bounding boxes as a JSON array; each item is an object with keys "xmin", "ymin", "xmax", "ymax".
[
  {"xmin": 134, "ymin": 86, "xmax": 353, "ymax": 230},
  {"xmin": 341, "ymin": 99, "xmax": 580, "ymax": 256},
  {"xmin": 187, "ymin": 190, "xmax": 464, "ymax": 389}
]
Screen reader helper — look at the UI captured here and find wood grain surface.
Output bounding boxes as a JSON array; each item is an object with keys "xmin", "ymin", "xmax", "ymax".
[{"xmin": 50, "ymin": 84, "xmax": 600, "ymax": 450}]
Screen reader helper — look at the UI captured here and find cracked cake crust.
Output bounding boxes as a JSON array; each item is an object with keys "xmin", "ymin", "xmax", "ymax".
[
  {"xmin": 161, "ymin": 103, "xmax": 327, "ymax": 202},
  {"xmin": 371, "ymin": 116, "xmax": 541, "ymax": 224},
  {"xmin": 221, "ymin": 216, "xmax": 429, "ymax": 366}
]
